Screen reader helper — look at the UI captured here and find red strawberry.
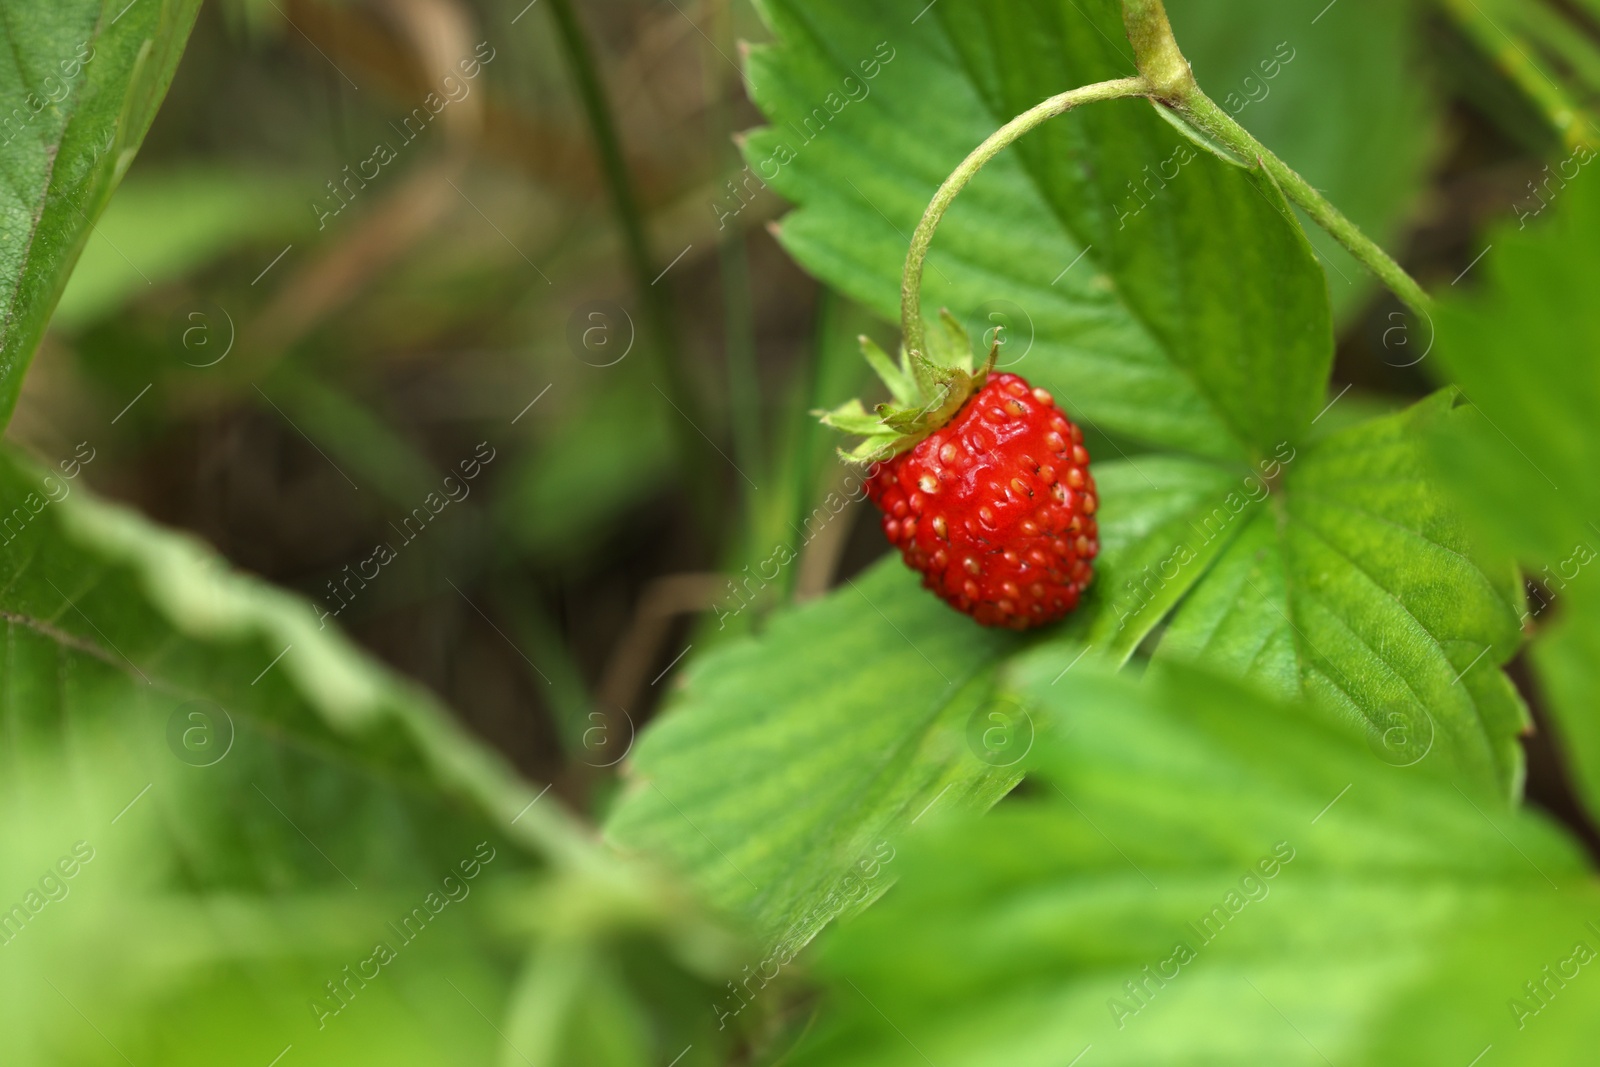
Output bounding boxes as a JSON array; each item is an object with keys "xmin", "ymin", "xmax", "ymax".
[
  {"xmin": 866, "ymin": 372, "xmax": 1097, "ymax": 629},
  {"xmin": 820, "ymin": 312, "xmax": 1097, "ymax": 629}
]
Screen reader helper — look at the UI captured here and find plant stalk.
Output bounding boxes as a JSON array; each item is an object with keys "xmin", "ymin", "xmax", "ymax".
[
  {"xmin": 546, "ymin": 0, "xmax": 722, "ymax": 531},
  {"xmin": 546, "ymin": 0, "xmax": 663, "ymax": 330},
  {"xmin": 1174, "ymin": 91, "xmax": 1433, "ymax": 316},
  {"xmin": 1121, "ymin": 0, "xmax": 1433, "ymax": 317},
  {"xmin": 706, "ymin": 0, "xmax": 764, "ymax": 497},
  {"xmin": 1436, "ymin": 0, "xmax": 1598, "ymax": 150},
  {"xmin": 900, "ymin": 76, "xmax": 1151, "ymax": 358}
]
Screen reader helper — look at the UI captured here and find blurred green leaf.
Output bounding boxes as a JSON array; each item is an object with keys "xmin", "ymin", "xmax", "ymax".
[
  {"xmin": 0, "ymin": 718, "xmax": 533, "ymax": 1067},
  {"xmin": 0, "ymin": 446, "xmax": 743, "ymax": 1065},
  {"xmin": 269, "ymin": 365, "xmax": 446, "ymax": 510},
  {"xmin": 1537, "ymin": 597, "xmax": 1600, "ymax": 827},
  {"xmin": 0, "ymin": 445, "xmax": 576, "ymax": 857},
  {"xmin": 1430, "ymin": 176, "xmax": 1600, "ymax": 823},
  {"xmin": 0, "ymin": 0, "xmax": 203, "ymax": 426},
  {"xmin": 785, "ymin": 656, "xmax": 1598, "ymax": 1067},
  {"xmin": 1429, "ymin": 181, "xmax": 1600, "ymax": 566},
  {"xmin": 52, "ymin": 166, "xmax": 307, "ymax": 330},
  {"xmin": 744, "ymin": 0, "xmax": 1332, "ymax": 464}
]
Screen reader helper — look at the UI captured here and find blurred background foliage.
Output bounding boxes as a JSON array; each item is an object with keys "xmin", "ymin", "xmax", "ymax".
[
  {"xmin": 8, "ymin": 0, "xmax": 1600, "ymax": 1062},
  {"xmin": 17, "ymin": 0, "xmax": 1599, "ymax": 817}
]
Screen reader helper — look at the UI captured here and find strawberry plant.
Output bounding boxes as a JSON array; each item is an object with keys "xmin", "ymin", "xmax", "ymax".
[
  {"xmin": 608, "ymin": 0, "xmax": 1600, "ymax": 1059},
  {"xmin": 3, "ymin": 0, "xmax": 1600, "ymax": 1064},
  {"xmin": 610, "ymin": 0, "xmax": 1522, "ymax": 941}
]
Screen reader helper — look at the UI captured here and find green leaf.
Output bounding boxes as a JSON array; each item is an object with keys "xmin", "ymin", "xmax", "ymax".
[
  {"xmin": 0, "ymin": 0, "xmax": 203, "ymax": 427},
  {"xmin": 0, "ymin": 446, "xmax": 742, "ymax": 1065},
  {"xmin": 785, "ymin": 656, "xmax": 1598, "ymax": 1067},
  {"xmin": 605, "ymin": 457, "xmax": 1195, "ymax": 951},
  {"xmin": 744, "ymin": 0, "xmax": 1332, "ymax": 462},
  {"xmin": 1428, "ymin": 175, "xmax": 1600, "ymax": 822},
  {"xmin": 1080, "ymin": 454, "xmax": 1251, "ymax": 661},
  {"xmin": 606, "ymin": 554, "xmax": 1024, "ymax": 956},
  {"xmin": 0, "ymin": 678, "xmax": 532, "ymax": 1066},
  {"xmin": 1428, "ymin": 180, "xmax": 1600, "ymax": 564},
  {"xmin": 819, "ymin": 398, "xmax": 890, "ymax": 436},
  {"xmin": 1167, "ymin": 0, "xmax": 1439, "ymax": 324},
  {"xmin": 1157, "ymin": 392, "xmax": 1528, "ymax": 800},
  {"xmin": 0, "ymin": 445, "xmax": 577, "ymax": 859}
]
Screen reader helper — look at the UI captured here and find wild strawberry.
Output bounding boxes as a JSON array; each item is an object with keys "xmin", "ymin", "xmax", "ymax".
[{"xmin": 820, "ymin": 312, "xmax": 1097, "ymax": 629}]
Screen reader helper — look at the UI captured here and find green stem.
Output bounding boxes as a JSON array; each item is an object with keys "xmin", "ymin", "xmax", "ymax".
[
  {"xmin": 901, "ymin": 0, "xmax": 1439, "ymax": 361},
  {"xmin": 1121, "ymin": 0, "xmax": 1433, "ymax": 317},
  {"xmin": 1437, "ymin": 0, "xmax": 1598, "ymax": 150},
  {"xmin": 1121, "ymin": 0, "xmax": 1194, "ymax": 96},
  {"xmin": 546, "ymin": 0, "xmax": 721, "ymax": 530},
  {"xmin": 545, "ymin": 0, "xmax": 658, "ymax": 321},
  {"xmin": 901, "ymin": 77, "xmax": 1150, "ymax": 358},
  {"xmin": 1514, "ymin": 0, "xmax": 1600, "ymax": 98},
  {"xmin": 1177, "ymin": 92, "xmax": 1433, "ymax": 316},
  {"xmin": 707, "ymin": 0, "xmax": 764, "ymax": 488}
]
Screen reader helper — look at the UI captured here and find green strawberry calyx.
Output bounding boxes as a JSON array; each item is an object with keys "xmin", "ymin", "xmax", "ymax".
[{"xmin": 817, "ymin": 309, "xmax": 999, "ymax": 465}]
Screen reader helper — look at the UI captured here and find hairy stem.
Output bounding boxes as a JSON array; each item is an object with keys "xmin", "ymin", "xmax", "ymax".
[
  {"xmin": 901, "ymin": 77, "xmax": 1150, "ymax": 358},
  {"xmin": 1176, "ymin": 92, "xmax": 1433, "ymax": 315},
  {"xmin": 1120, "ymin": 0, "xmax": 1195, "ymax": 97},
  {"xmin": 1122, "ymin": 0, "xmax": 1433, "ymax": 316}
]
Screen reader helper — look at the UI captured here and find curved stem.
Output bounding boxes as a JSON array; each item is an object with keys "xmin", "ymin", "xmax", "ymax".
[
  {"xmin": 900, "ymin": 76, "xmax": 1150, "ymax": 358},
  {"xmin": 901, "ymin": 0, "xmax": 1437, "ymax": 357}
]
